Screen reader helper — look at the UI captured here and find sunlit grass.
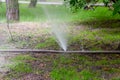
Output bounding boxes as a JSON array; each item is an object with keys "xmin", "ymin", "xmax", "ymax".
[
  {"xmin": 19, "ymin": 4, "xmax": 71, "ymax": 22},
  {"xmin": 77, "ymin": 29, "xmax": 120, "ymax": 42}
]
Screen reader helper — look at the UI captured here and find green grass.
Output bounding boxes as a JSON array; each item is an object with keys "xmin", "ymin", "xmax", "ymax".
[
  {"xmin": 51, "ymin": 55, "xmax": 97, "ymax": 80},
  {"xmin": 50, "ymin": 68, "xmax": 102, "ymax": 80},
  {"xmin": 4, "ymin": 53, "xmax": 120, "ymax": 80},
  {"xmin": 50, "ymin": 54, "xmax": 120, "ymax": 80},
  {"xmin": 11, "ymin": 54, "xmax": 37, "ymax": 61},
  {"xmin": 95, "ymin": 59, "xmax": 120, "ymax": 66},
  {"xmin": 71, "ymin": 29, "xmax": 120, "ymax": 42},
  {"xmin": 6, "ymin": 62, "xmax": 32, "ymax": 79},
  {"xmin": 9, "ymin": 62, "xmax": 32, "ymax": 74},
  {"xmin": 80, "ymin": 69, "xmax": 99, "ymax": 80},
  {"xmin": 70, "ymin": 7, "xmax": 120, "ymax": 22},
  {"xmin": 35, "ymin": 37, "xmax": 59, "ymax": 49},
  {"xmin": 68, "ymin": 28, "xmax": 120, "ymax": 50},
  {"xmin": 16, "ymin": 4, "xmax": 71, "ymax": 22},
  {"xmin": 5, "ymin": 54, "xmax": 36, "ymax": 79},
  {"xmin": 50, "ymin": 67, "xmax": 80, "ymax": 80},
  {"xmin": 0, "ymin": 3, "xmax": 120, "ymax": 22}
]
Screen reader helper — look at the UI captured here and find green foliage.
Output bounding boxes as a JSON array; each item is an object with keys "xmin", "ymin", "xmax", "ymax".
[
  {"xmin": 64, "ymin": 0, "xmax": 98, "ymax": 11},
  {"xmin": 113, "ymin": 0, "xmax": 120, "ymax": 15},
  {"xmin": 64, "ymin": 0, "xmax": 120, "ymax": 14},
  {"xmin": 103, "ymin": 0, "xmax": 110, "ymax": 6}
]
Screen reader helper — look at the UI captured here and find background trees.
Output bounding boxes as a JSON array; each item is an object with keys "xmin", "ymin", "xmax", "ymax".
[
  {"xmin": 64, "ymin": 0, "xmax": 120, "ymax": 14},
  {"xmin": 5, "ymin": 0, "xmax": 37, "ymax": 22},
  {"xmin": 29, "ymin": 0, "xmax": 37, "ymax": 8}
]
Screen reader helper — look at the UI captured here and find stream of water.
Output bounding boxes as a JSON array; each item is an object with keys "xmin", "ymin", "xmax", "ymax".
[{"xmin": 41, "ymin": 5, "xmax": 68, "ymax": 51}]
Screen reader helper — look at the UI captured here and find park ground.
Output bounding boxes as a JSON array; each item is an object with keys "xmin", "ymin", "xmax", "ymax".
[{"xmin": 0, "ymin": 2, "xmax": 120, "ymax": 80}]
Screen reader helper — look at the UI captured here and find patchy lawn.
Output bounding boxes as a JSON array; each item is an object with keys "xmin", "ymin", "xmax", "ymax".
[{"xmin": 3, "ymin": 53, "xmax": 120, "ymax": 80}]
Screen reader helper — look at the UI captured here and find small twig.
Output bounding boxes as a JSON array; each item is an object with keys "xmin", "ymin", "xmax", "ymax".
[
  {"xmin": 6, "ymin": 19, "xmax": 14, "ymax": 41},
  {"xmin": 6, "ymin": 0, "xmax": 14, "ymax": 41}
]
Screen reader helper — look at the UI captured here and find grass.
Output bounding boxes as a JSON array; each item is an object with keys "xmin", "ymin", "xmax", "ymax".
[
  {"xmin": 50, "ymin": 67, "xmax": 80, "ymax": 80},
  {"xmin": 4, "ymin": 53, "xmax": 120, "ymax": 80},
  {"xmin": 50, "ymin": 54, "xmax": 120, "ymax": 80},
  {"xmin": 35, "ymin": 37, "xmax": 59, "ymax": 49},
  {"xmin": 6, "ymin": 62, "xmax": 32, "ymax": 79},
  {"xmin": 95, "ymin": 59, "xmax": 120, "ymax": 66},
  {"xmin": 68, "ymin": 28, "xmax": 120, "ymax": 50},
  {"xmin": 72, "ymin": 29, "xmax": 120, "ymax": 42},
  {"xmin": 11, "ymin": 54, "xmax": 37, "ymax": 61},
  {"xmin": 70, "ymin": 7, "xmax": 120, "ymax": 22},
  {"xmin": 0, "ymin": 3, "xmax": 120, "ymax": 22},
  {"xmin": 5, "ymin": 54, "xmax": 36, "ymax": 79}
]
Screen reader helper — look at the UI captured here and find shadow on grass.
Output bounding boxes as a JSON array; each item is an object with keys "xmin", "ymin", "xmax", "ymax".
[{"xmin": 76, "ymin": 19, "xmax": 120, "ymax": 28}]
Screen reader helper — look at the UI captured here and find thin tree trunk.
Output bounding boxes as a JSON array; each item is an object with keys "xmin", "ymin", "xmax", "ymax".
[
  {"xmin": 6, "ymin": 0, "xmax": 19, "ymax": 21},
  {"xmin": 29, "ymin": 0, "xmax": 37, "ymax": 8}
]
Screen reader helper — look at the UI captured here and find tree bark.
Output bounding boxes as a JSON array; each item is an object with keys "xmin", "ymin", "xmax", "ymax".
[
  {"xmin": 6, "ymin": 0, "xmax": 19, "ymax": 22},
  {"xmin": 29, "ymin": 0, "xmax": 37, "ymax": 8}
]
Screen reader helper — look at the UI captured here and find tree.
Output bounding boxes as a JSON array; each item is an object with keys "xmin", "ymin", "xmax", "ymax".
[
  {"xmin": 6, "ymin": 0, "xmax": 19, "ymax": 21},
  {"xmin": 64, "ymin": 0, "xmax": 98, "ymax": 10},
  {"xmin": 29, "ymin": 0, "xmax": 37, "ymax": 8},
  {"xmin": 0, "ymin": 0, "xmax": 2, "ymax": 5}
]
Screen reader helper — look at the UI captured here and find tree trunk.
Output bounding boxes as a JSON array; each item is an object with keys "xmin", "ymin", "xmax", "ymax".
[
  {"xmin": 29, "ymin": 0, "xmax": 37, "ymax": 8},
  {"xmin": 6, "ymin": 0, "xmax": 19, "ymax": 22}
]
